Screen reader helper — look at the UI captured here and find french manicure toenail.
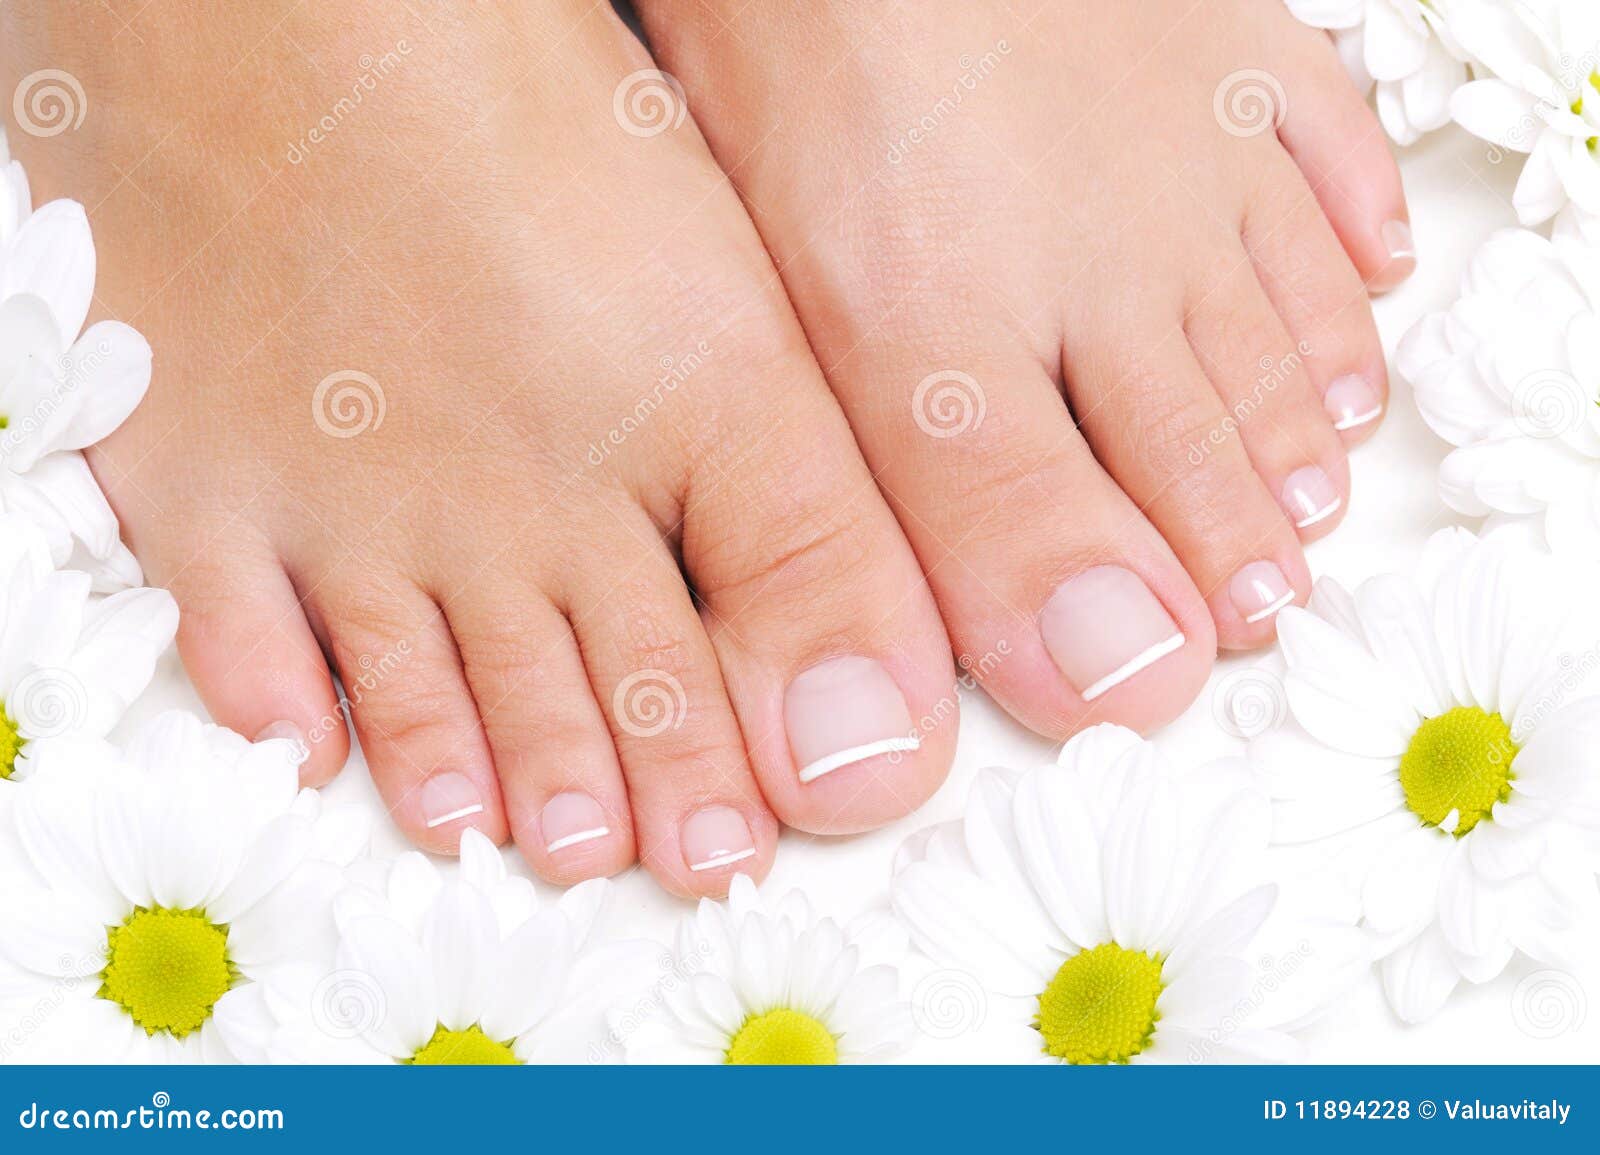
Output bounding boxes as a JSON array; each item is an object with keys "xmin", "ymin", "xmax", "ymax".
[
  {"xmin": 540, "ymin": 792, "xmax": 611, "ymax": 853},
  {"xmin": 682, "ymin": 806, "xmax": 755, "ymax": 873},
  {"xmin": 1040, "ymin": 566, "xmax": 1185, "ymax": 702},
  {"xmin": 1282, "ymin": 466, "xmax": 1342, "ymax": 529},
  {"xmin": 1382, "ymin": 219, "xmax": 1415, "ymax": 262},
  {"xmin": 785, "ymin": 656, "xmax": 918, "ymax": 785},
  {"xmin": 421, "ymin": 772, "xmax": 485, "ymax": 829},
  {"xmin": 1324, "ymin": 375, "xmax": 1382, "ymax": 431},
  {"xmin": 253, "ymin": 720, "xmax": 309, "ymax": 764},
  {"xmin": 1230, "ymin": 561, "xmax": 1295, "ymax": 624}
]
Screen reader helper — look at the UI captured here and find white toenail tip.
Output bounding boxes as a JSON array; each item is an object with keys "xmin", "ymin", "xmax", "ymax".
[
  {"xmin": 1293, "ymin": 498, "xmax": 1342, "ymax": 529},
  {"xmin": 545, "ymin": 826, "xmax": 610, "ymax": 854},
  {"xmin": 425, "ymin": 803, "xmax": 485, "ymax": 829},
  {"xmin": 797, "ymin": 736, "xmax": 922, "ymax": 784},
  {"xmin": 1079, "ymin": 633, "xmax": 1185, "ymax": 702},
  {"xmin": 688, "ymin": 847, "xmax": 757, "ymax": 872},
  {"xmin": 1333, "ymin": 407, "xmax": 1382, "ymax": 432},
  {"xmin": 1243, "ymin": 590, "xmax": 1296, "ymax": 624}
]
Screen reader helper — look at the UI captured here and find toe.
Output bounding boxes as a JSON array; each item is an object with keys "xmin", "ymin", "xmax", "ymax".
[
  {"xmin": 166, "ymin": 539, "xmax": 348, "ymax": 785},
  {"xmin": 844, "ymin": 352, "xmax": 1214, "ymax": 737},
  {"xmin": 1068, "ymin": 288, "xmax": 1317, "ymax": 651},
  {"xmin": 443, "ymin": 576, "xmax": 634, "ymax": 884},
  {"xmin": 1244, "ymin": 151, "xmax": 1389, "ymax": 445},
  {"xmin": 315, "ymin": 575, "xmax": 507, "ymax": 853},
  {"xmin": 1274, "ymin": 13, "xmax": 1415, "ymax": 292},
  {"xmin": 680, "ymin": 377, "xmax": 956, "ymax": 835},
  {"xmin": 562, "ymin": 513, "xmax": 779, "ymax": 898},
  {"xmin": 1183, "ymin": 249, "xmax": 1352, "ymax": 546}
]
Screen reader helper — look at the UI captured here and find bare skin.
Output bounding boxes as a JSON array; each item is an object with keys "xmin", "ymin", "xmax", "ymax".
[{"xmin": 1, "ymin": 0, "xmax": 1407, "ymax": 894}]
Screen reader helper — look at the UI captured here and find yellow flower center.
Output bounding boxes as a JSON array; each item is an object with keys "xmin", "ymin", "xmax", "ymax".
[
  {"xmin": 0, "ymin": 704, "xmax": 22, "ymax": 779},
  {"xmin": 99, "ymin": 908, "xmax": 234, "ymax": 1037},
  {"xmin": 724, "ymin": 1008, "xmax": 838, "ymax": 1065},
  {"xmin": 1036, "ymin": 942, "xmax": 1165, "ymax": 1064},
  {"xmin": 1398, "ymin": 706, "xmax": 1516, "ymax": 837},
  {"xmin": 408, "ymin": 1024, "xmax": 520, "ymax": 1065}
]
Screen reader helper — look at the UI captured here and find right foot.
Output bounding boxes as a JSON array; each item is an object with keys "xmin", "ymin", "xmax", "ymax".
[{"xmin": 1, "ymin": 1, "xmax": 961, "ymax": 895}]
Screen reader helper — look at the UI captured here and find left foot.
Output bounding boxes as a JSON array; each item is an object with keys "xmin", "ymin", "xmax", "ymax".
[{"xmin": 634, "ymin": 0, "xmax": 1413, "ymax": 740}]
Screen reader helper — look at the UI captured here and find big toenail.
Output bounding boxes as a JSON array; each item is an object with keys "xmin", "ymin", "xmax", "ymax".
[
  {"xmin": 253, "ymin": 720, "xmax": 308, "ymax": 764},
  {"xmin": 420, "ymin": 772, "xmax": 485, "ymax": 830},
  {"xmin": 784, "ymin": 656, "xmax": 918, "ymax": 785},
  {"xmin": 1382, "ymin": 219, "xmax": 1415, "ymax": 263},
  {"xmin": 1281, "ymin": 466, "xmax": 1342, "ymax": 530},
  {"xmin": 1040, "ymin": 567, "xmax": 1185, "ymax": 702},
  {"xmin": 682, "ymin": 806, "xmax": 756, "ymax": 873},
  {"xmin": 1324, "ymin": 375, "xmax": 1383, "ymax": 432},
  {"xmin": 540, "ymin": 792, "xmax": 612, "ymax": 853},
  {"xmin": 1229, "ymin": 561, "xmax": 1295, "ymax": 624}
]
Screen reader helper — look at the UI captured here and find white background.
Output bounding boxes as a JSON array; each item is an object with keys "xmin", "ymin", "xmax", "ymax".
[{"xmin": 118, "ymin": 126, "xmax": 1599, "ymax": 1063}]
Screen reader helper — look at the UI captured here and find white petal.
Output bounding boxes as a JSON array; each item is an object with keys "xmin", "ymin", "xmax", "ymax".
[
  {"xmin": 1380, "ymin": 924, "xmax": 1461, "ymax": 1024},
  {"xmin": 2, "ymin": 200, "xmax": 95, "ymax": 345}
]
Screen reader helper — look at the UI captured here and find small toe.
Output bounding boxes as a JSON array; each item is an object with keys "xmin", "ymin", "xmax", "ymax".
[
  {"xmin": 1245, "ymin": 151, "xmax": 1390, "ymax": 445},
  {"xmin": 315, "ymin": 574, "xmax": 507, "ymax": 854},
  {"xmin": 166, "ymin": 539, "xmax": 348, "ymax": 786},
  {"xmin": 1274, "ymin": 16, "xmax": 1416, "ymax": 292},
  {"xmin": 562, "ymin": 515, "xmax": 779, "ymax": 899},
  {"xmin": 443, "ymin": 575, "xmax": 635, "ymax": 885}
]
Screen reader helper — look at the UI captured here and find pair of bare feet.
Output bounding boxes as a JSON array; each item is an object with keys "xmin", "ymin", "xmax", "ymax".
[{"xmin": 1, "ymin": 0, "xmax": 1411, "ymax": 897}]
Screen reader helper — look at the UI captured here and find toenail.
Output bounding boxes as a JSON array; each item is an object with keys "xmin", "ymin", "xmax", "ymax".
[
  {"xmin": 420, "ymin": 772, "xmax": 486, "ymax": 830},
  {"xmin": 682, "ymin": 806, "xmax": 756, "ymax": 873},
  {"xmin": 1040, "ymin": 567, "xmax": 1185, "ymax": 702},
  {"xmin": 1382, "ymin": 219, "xmax": 1415, "ymax": 263},
  {"xmin": 540, "ymin": 792, "xmax": 612, "ymax": 853},
  {"xmin": 1281, "ymin": 466, "xmax": 1342, "ymax": 530},
  {"xmin": 784, "ymin": 656, "xmax": 918, "ymax": 785},
  {"xmin": 1229, "ymin": 561, "xmax": 1295, "ymax": 625},
  {"xmin": 1323, "ymin": 375, "xmax": 1383, "ymax": 432},
  {"xmin": 253, "ymin": 720, "xmax": 308, "ymax": 764}
]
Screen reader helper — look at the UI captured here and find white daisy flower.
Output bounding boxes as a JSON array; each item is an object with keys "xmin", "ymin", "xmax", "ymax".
[
  {"xmin": 217, "ymin": 829, "xmax": 656, "ymax": 1065},
  {"xmin": 0, "ymin": 132, "xmax": 29, "ymax": 248},
  {"xmin": 1286, "ymin": 0, "xmax": 1470, "ymax": 145},
  {"xmin": 0, "ymin": 181, "xmax": 146, "ymax": 590},
  {"xmin": 618, "ymin": 874, "xmax": 915, "ymax": 1065},
  {"xmin": 1396, "ymin": 210, "xmax": 1600, "ymax": 557},
  {"xmin": 1447, "ymin": 0, "xmax": 1600, "ymax": 224},
  {"xmin": 1255, "ymin": 528, "xmax": 1600, "ymax": 1022},
  {"xmin": 891, "ymin": 726, "xmax": 1303, "ymax": 1064},
  {"xmin": 0, "ymin": 712, "xmax": 367, "ymax": 1062},
  {"xmin": 0, "ymin": 513, "xmax": 175, "ymax": 784}
]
